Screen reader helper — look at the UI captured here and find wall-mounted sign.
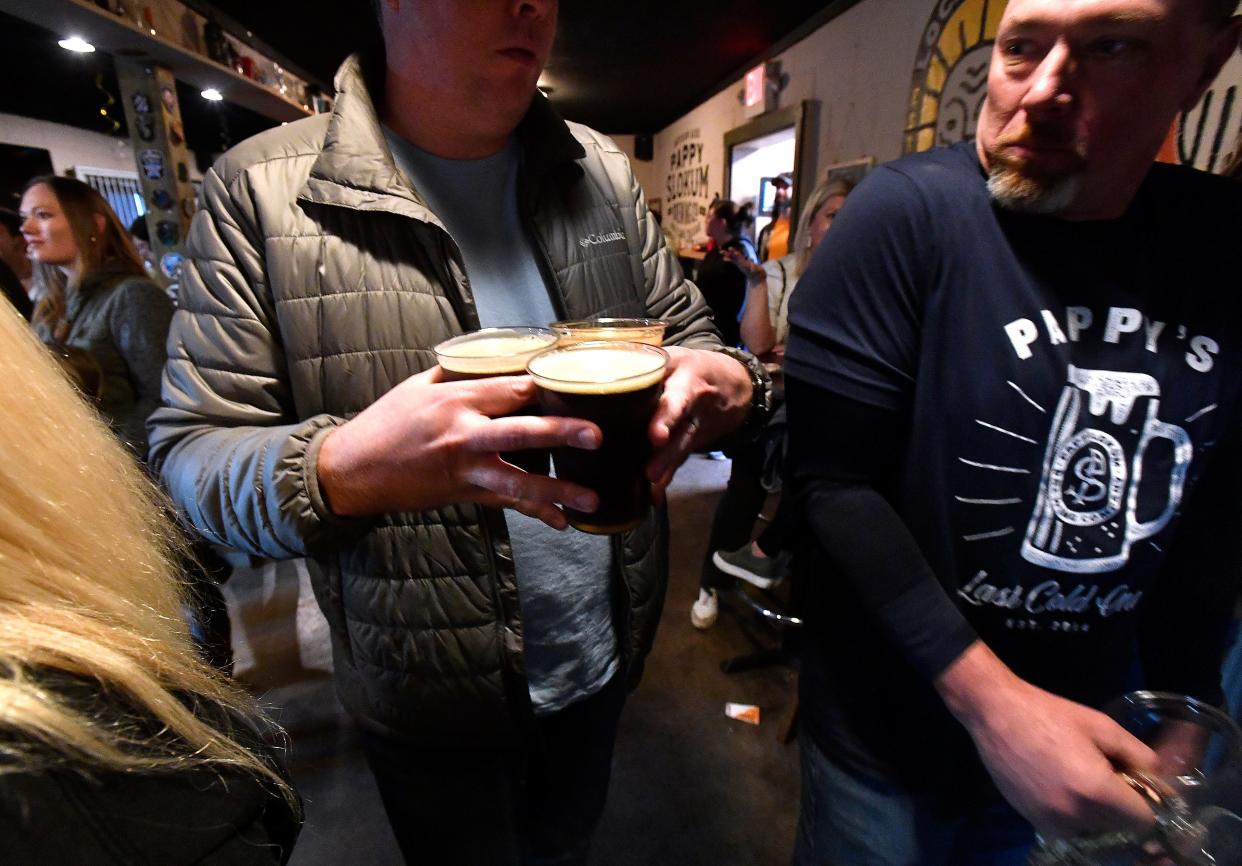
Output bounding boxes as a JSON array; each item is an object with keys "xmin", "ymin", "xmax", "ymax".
[
  {"xmin": 744, "ymin": 64, "xmax": 766, "ymax": 109},
  {"xmin": 664, "ymin": 128, "xmax": 712, "ymax": 251}
]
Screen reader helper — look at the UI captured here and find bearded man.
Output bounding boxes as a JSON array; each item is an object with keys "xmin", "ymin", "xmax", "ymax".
[{"xmin": 781, "ymin": 0, "xmax": 1242, "ymax": 863}]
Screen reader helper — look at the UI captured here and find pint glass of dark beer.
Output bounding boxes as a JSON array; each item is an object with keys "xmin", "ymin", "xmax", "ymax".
[
  {"xmin": 550, "ymin": 317, "xmax": 667, "ymax": 347},
  {"xmin": 433, "ymin": 327, "xmax": 559, "ymax": 473},
  {"xmin": 527, "ymin": 341, "xmax": 668, "ymax": 534}
]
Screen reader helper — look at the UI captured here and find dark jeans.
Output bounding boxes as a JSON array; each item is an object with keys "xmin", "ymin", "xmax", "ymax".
[
  {"xmin": 699, "ymin": 434, "xmax": 792, "ymax": 591},
  {"xmin": 793, "ymin": 731, "xmax": 1037, "ymax": 866},
  {"xmin": 361, "ymin": 674, "xmax": 627, "ymax": 866}
]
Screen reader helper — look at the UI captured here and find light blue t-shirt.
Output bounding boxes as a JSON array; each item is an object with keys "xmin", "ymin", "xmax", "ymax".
[{"xmin": 385, "ymin": 129, "xmax": 618, "ymax": 715}]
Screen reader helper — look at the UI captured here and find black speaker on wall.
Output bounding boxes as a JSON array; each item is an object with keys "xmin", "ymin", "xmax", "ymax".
[{"xmin": 634, "ymin": 134, "xmax": 653, "ymax": 162}]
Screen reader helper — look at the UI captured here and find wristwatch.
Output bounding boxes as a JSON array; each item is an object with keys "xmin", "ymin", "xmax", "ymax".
[{"xmin": 713, "ymin": 345, "xmax": 774, "ymax": 442}]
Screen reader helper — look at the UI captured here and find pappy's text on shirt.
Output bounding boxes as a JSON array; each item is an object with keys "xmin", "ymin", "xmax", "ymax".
[{"xmin": 1003, "ymin": 305, "xmax": 1220, "ymax": 373}]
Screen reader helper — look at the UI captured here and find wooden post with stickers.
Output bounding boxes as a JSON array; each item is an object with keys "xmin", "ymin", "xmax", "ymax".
[{"xmin": 114, "ymin": 58, "xmax": 194, "ymax": 297}]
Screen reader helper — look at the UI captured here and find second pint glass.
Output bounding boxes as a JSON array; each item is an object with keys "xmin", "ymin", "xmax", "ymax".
[{"xmin": 433, "ymin": 327, "xmax": 559, "ymax": 474}]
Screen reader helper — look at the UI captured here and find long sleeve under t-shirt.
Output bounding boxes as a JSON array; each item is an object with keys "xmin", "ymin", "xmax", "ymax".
[{"xmin": 783, "ymin": 141, "xmax": 1242, "ymax": 804}]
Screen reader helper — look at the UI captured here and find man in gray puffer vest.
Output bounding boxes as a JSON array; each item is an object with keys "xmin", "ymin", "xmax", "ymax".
[{"xmin": 149, "ymin": 1, "xmax": 767, "ymax": 862}]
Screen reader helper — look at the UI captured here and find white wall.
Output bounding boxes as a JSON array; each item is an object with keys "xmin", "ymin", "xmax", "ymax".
[
  {"xmin": 650, "ymin": 0, "xmax": 927, "ymax": 251},
  {"xmin": 609, "ymin": 133, "xmax": 661, "ymax": 209},
  {"xmin": 0, "ymin": 113, "xmax": 140, "ymax": 176}
]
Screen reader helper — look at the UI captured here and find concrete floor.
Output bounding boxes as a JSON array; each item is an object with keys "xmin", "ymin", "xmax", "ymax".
[{"xmin": 224, "ymin": 454, "xmax": 800, "ymax": 865}]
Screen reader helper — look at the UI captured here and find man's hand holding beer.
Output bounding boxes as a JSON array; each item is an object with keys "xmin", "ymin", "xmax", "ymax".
[
  {"xmin": 316, "ymin": 365, "xmax": 601, "ymax": 528},
  {"xmin": 317, "ymin": 346, "xmax": 753, "ymax": 525},
  {"xmin": 646, "ymin": 346, "xmax": 754, "ymax": 501}
]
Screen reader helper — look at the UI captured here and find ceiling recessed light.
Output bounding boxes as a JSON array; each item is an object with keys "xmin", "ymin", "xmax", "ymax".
[
  {"xmin": 58, "ymin": 36, "xmax": 96, "ymax": 53},
  {"xmin": 201, "ymin": 88, "xmax": 224, "ymax": 102}
]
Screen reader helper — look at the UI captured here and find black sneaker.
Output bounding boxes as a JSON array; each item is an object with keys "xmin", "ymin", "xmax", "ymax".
[{"xmin": 712, "ymin": 544, "xmax": 789, "ymax": 590}]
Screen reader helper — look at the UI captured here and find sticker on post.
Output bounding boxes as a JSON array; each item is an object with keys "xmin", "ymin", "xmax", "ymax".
[
  {"xmin": 159, "ymin": 252, "xmax": 184, "ymax": 280},
  {"xmin": 138, "ymin": 150, "xmax": 164, "ymax": 180},
  {"xmin": 725, "ymin": 703, "xmax": 761, "ymax": 725}
]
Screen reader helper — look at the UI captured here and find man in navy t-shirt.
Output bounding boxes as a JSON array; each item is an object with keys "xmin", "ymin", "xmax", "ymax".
[{"xmin": 784, "ymin": 0, "xmax": 1242, "ymax": 862}]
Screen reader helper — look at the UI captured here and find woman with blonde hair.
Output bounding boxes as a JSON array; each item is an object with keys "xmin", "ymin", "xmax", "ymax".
[
  {"xmin": 692, "ymin": 176, "xmax": 856, "ymax": 629},
  {"xmin": 22, "ymin": 175, "xmax": 172, "ymax": 455},
  {"xmin": 0, "ymin": 302, "xmax": 301, "ymax": 860},
  {"xmin": 735, "ymin": 176, "xmax": 855, "ymax": 361}
]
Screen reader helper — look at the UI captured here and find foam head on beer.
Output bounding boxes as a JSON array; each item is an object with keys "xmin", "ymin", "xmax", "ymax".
[
  {"xmin": 526, "ymin": 343, "xmax": 666, "ymax": 393},
  {"xmin": 434, "ymin": 327, "xmax": 558, "ymax": 378}
]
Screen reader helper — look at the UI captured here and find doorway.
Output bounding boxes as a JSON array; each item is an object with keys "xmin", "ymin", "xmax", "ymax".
[
  {"xmin": 729, "ymin": 126, "xmax": 795, "ymax": 242},
  {"xmin": 722, "ymin": 101, "xmax": 817, "ymax": 259}
]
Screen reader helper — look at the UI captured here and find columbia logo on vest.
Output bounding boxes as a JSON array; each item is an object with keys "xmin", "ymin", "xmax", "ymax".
[{"xmin": 579, "ymin": 230, "xmax": 625, "ymax": 249}]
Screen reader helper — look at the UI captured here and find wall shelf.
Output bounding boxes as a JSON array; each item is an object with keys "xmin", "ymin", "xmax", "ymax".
[{"xmin": 8, "ymin": 0, "xmax": 312, "ymax": 123}]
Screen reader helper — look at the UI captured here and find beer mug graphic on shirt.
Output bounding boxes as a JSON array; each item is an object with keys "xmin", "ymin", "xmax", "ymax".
[{"xmin": 1021, "ymin": 366, "xmax": 1192, "ymax": 574}]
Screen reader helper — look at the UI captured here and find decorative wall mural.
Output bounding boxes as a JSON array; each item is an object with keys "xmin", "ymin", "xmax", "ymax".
[
  {"xmin": 903, "ymin": 0, "xmax": 1007, "ymax": 154},
  {"xmin": 1177, "ymin": 36, "xmax": 1242, "ymax": 174},
  {"xmin": 904, "ymin": 0, "xmax": 1240, "ymax": 177}
]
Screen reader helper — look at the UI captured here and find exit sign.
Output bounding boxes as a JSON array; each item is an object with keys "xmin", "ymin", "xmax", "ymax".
[{"xmin": 743, "ymin": 63, "xmax": 766, "ymax": 108}]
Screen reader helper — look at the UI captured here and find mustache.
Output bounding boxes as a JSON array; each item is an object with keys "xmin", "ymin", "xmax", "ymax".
[{"xmin": 994, "ymin": 123, "xmax": 1086, "ymax": 158}]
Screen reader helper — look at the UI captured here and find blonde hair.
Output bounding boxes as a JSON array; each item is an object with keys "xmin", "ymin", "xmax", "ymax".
[
  {"xmin": 793, "ymin": 177, "xmax": 855, "ymax": 276},
  {"xmin": 0, "ymin": 303, "xmax": 294, "ymax": 804},
  {"xmin": 27, "ymin": 176, "xmax": 149, "ymax": 343}
]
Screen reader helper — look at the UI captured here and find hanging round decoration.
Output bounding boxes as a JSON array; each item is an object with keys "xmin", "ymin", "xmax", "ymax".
[
  {"xmin": 136, "ymin": 115, "xmax": 156, "ymax": 142},
  {"xmin": 902, "ymin": 0, "xmax": 1007, "ymax": 155},
  {"xmin": 169, "ymin": 120, "xmax": 185, "ymax": 147},
  {"xmin": 131, "ymin": 92, "xmax": 152, "ymax": 114},
  {"xmin": 177, "ymin": 162, "xmax": 189, "ymax": 182},
  {"xmin": 181, "ymin": 197, "xmax": 196, "ymax": 219},
  {"xmin": 94, "ymin": 71, "xmax": 121, "ymax": 136},
  {"xmin": 160, "ymin": 84, "xmax": 177, "ymax": 114},
  {"xmin": 152, "ymin": 188, "xmax": 174, "ymax": 210}
]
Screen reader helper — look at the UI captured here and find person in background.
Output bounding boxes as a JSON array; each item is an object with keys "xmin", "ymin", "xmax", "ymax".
[
  {"xmin": 148, "ymin": 0, "xmax": 768, "ymax": 862},
  {"xmin": 20, "ymin": 176, "xmax": 233, "ymax": 673},
  {"xmin": 691, "ymin": 178, "xmax": 853, "ymax": 629},
  {"xmin": 696, "ymin": 198, "xmax": 758, "ymax": 348},
  {"xmin": 0, "ymin": 301, "xmax": 301, "ymax": 862},
  {"xmin": 129, "ymin": 214, "xmax": 157, "ymax": 276},
  {"xmin": 23, "ymin": 176, "xmax": 172, "ymax": 456},
  {"xmin": 784, "ymin": 0, "xmax": 1242, "ymax": 862},
  {"xmin": 0, "ymin": 208, "xmax": 32, "ymax": 320},
  {"xmin": 756, "ymin": 173, "xmax": 792, "ymax": 263}
]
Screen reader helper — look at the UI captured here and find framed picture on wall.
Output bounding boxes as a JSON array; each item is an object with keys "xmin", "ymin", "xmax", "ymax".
[{"xmin": 822, "ymin": 156, "xmax": 875, "ymax": 190}]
